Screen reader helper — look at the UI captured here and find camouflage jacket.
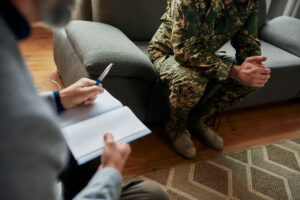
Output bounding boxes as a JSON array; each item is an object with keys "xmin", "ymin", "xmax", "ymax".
[{"xmin": 149, "ymin": 0, "xmax": 261, "ymax": 81}]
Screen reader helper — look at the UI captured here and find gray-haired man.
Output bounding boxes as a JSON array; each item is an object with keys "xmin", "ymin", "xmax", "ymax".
[{"xmin": 0, "ymin": 0, "xmax": 168, "ymax": 199}]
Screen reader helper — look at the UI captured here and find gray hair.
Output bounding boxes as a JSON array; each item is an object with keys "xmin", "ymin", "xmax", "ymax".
[{"xmin": 36, "ymin": 0, "xmax": 75, "ymax": 28}]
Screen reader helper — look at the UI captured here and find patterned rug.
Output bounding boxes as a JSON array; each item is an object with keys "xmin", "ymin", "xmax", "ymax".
[{"xmin": 124, "ymin": 138, "xmax": 300, "ymax": 200}]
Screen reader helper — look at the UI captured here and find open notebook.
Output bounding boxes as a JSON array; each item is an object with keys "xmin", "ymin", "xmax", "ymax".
[{"xmin": 59, "ymin": 90, "xmax": 151, "ymax": 165}]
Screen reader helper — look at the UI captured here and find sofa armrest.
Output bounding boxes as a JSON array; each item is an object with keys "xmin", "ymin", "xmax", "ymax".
[
  {"xmin": 259, "ymin": 16, "xmax": 300, "ymax": 57},
  {"xmin": 65, "ymin": 20, "xmax": 157, "ymax": 82}
]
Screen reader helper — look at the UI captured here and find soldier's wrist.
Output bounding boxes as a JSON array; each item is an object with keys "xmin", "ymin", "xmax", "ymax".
[{"xmin": 228, "ymin": 65, "xmax": 240, "ymax": 80}]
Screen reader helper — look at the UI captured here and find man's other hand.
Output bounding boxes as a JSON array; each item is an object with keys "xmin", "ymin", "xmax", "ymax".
[
  {"xmin": 99, "ymin": 133, "xmax": 131, "ymax": 174},
  {"xmin": 229, "ymin": 56, "xmax": 271, "ymax": 88},
  {"xmin": 59, "ymin": 78, "xmax": 104, "ymax": 109}
]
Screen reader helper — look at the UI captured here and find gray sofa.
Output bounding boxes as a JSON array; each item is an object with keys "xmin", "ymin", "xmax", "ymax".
[{"xmin": 53, "ymin": 0, "xmax": 300, "ymax": 123}]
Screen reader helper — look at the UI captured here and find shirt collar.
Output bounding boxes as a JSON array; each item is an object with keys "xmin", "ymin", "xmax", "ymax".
[{"xmin": 0, "ymin": 0, "xmax": 31, "ymax": 40}]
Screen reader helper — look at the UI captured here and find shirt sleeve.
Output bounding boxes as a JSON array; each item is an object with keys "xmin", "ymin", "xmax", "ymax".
[
  {"xmin": 170, "ymin": 0, "xmax": 234, "ymax": 81},
  {"xmin": 40, "ymin": 92, "xmax": 58, "ymax": 113},
  {"xmin": 231, "ymin": 1, "xmax": 261, "ymax": 65},
  {"xmin": 73, "ymin": 168, "xmax": 123, "ymax": 200},
  {"xmin": 40, "ymin": 92, "xmax": 65, "ymax": 114},
  {"xmin": 0, "ymin": 111, "xmax": 68, "ymax": 200}
]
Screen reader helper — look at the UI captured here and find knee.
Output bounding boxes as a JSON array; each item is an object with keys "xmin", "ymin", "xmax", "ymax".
[
  {"xmin": 138, "ymin": 180, "xmax": 169, "ymax": 200},
  {"xmin": 172, "ymin": 77, "xmax": 206, "ymax": 100}
]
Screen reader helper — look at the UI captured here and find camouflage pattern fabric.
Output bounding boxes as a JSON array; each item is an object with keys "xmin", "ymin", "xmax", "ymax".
[
  {"xmin": 149, "ymin": 0, "xmax": 261, "ymax": 129},
  {"xmin": 155, "ymin": 55, "xmax": 256, "ymax": 130}
]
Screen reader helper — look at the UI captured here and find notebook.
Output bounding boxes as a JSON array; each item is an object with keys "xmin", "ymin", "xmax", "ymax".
[{"xmin": 59, "ymin": 90, "xmax": 151, "ymax": 165}]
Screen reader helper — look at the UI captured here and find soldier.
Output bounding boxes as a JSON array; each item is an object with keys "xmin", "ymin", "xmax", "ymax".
[{"xmin": 149, "ymin": 0, "xmax": 271, "ymax": 159}]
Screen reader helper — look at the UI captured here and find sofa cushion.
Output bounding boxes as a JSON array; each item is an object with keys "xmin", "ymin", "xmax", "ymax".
[
  {"xmin": 259, "ymin": 16, "xmax": 300, "ymax": 58},
  {"xmin": 91, "ymin": 0, "xmax": 167, "ymax": 41},
  {"xmin": 134, "ymin": 41, "xmax": 150, "ymax": 56},
  {"xmin": 65, "ymin": 20, "xmax": 158, "ymax": 82}
]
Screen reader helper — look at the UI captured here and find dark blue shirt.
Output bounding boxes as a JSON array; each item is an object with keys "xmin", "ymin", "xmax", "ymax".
[{"xmin": 0, "ymin": 0, "xmax": 30, "ymax": 40}]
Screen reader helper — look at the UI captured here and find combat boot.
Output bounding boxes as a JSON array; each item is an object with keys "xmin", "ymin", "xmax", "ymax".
[
  {"xmin": 187, "ymin": 117, "xmax": 224, "ymax": 150},
  {"xmin": 166, "ymin": 122, "xmax": 196, "ymax": 159},
  {"xmin": 187, "ymin": 102, "xmax": 224, "ymax": 150}
]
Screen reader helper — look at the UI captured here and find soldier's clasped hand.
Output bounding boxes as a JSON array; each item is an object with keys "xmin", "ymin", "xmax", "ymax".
[{"xmin": 229, "ymin": 56, "xmax": 271, "ymax": 88}]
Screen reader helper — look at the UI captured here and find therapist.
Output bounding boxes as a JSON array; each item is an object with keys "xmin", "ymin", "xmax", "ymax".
[{"xmin": 0, "ymin": 0, "xmax": 168, "ymax": 199}]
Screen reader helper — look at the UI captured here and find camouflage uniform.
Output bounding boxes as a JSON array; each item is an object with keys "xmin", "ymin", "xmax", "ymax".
[{"xmin": 149, "ymin": 0, "xmax": 261, "ymax": 131}]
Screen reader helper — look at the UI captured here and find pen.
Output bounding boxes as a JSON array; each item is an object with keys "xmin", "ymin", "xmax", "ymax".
[{"xmin": 95, "ymin": 63, "xmax": 113, "ymax": 86}]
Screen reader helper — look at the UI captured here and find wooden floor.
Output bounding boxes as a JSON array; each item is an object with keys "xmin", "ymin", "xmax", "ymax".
[{"xmin": 19, "ymin": 27, "xmax": 300, "ymax": 177}]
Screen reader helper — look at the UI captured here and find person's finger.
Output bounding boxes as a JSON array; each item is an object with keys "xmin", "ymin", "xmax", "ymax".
[
  {"xmin": 255, "ymin": 64, "xmax": 267, "ymax": 68},
  {"xmin": 80, "ymin": 86, "xmax": 104, "ymax": 97},
  {"xmin": 98, "ymin": 84, "xmax": 104, "ymax": 93},
  {"xmin": 79, "ymin": 78, "xmax": 97, "ymax": 87},
  {"xmin": 254, "ymin": 67, "xmax": 271, "ymax": 75},
  {"xmin": 104, "ymin": 133, "xmax": 115, "ymax": 144},
  {"xmin": 246, "ymin": 56, "xmax": 267, "ymax": 64},
  {"xmin": 253, "ymin": 83, "xmax": 265, "ymax": 88},
  {"xmin": 83, "ymin": 97, "xmax": 97, "ymax": 105},
  {"xmin": 97, "ymin": 84, "xmax": 103, "ymax": 88},
  {"xmin": 246, "ymin": 56, "xmax": 267, "ymax": 63},
  {"xmin": 79, "ymin": 101, "xmax": 86, "ymax": 106},
  {"xmin": 119, "ymin": 143, "xmax": 131, "ymax": 153},
  {"xmin": 243, "ymin": 62, "xmax": 257, "ymax": 70},
  {"xmin": 256, "ymin": 64, "xmax": 271, "ymax": 73},
  {"xmin": 256, "ymin": 74, "xmax": 270, "ymax": 81},
  {"xmin": 118, "ymin": 143, "xmax": 131, "ymax": 157},
  {"xmin": 255, "ymin": 80, "xmax": 267, "ymax": 86}
]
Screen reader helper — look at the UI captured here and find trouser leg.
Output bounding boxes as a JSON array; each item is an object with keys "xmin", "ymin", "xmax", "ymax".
[
  {"xmin": 202, "ymin": 78, "xmax": 257, "ymax": 115},
  {"xmin": 212, "ymin": 53, "xmax": 257, "ymax": 112},
  {"xmin": 59, "ymin": 153, "xmax": 100, "ymax": 200},
  {"xmin": 187, "ymin": 78, "xmax": 256, "ymax": 149},
  {"xmin": 192, "ymin": 53, "xmax": 257, "ymax": 122},
  {"xmin": 154, "ymin": 55, "xmax": 208, "ymax": 158},
  {"xmin": 186, "ymin": 54, "xmax": 256, "ymax": 149},
  {"xmin": 154, "ymin": 55, "xmax": 208, "ymax": 130},
  {"xmin": 120, "ymin": 180, "xmax": 169, "ymax": 200}
]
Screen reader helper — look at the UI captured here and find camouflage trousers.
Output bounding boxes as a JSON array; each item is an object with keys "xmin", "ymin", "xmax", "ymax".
[{"xmin": 154, "ymin": 54, "xmax": 256, "ymax": 130}]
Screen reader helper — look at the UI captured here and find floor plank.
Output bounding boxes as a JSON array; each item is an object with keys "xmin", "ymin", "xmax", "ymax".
[
  {"xmin": 19, "ymin": 26, "xmax": 63, "ymax": 92},
  {"xmin": 19, "ymin": 26, "xmax": 300, "ymax": 177}
]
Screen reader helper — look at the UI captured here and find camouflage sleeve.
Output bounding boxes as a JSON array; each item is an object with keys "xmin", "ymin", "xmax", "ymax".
[
  {"xmin": 231, "ymin": 1, "xmax": 261, "ymax": 65},
  {"xmin": 170, "ymin": 0, "xmax": 234, "ymax": 81}
]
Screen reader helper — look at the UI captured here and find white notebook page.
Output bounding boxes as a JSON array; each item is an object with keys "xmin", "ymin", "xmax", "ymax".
[
  {"xmin": 61, "ymin": 106, "xmax": 151, "ymax": 164},
  {"xmin": 59, "ymin": 90, "xmax": 122, "ymax": 128}
]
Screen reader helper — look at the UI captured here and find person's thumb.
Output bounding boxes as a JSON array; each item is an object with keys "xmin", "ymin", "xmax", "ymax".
[
  {"xmin": 119, "ymin": 143, "xmax": 131, "ymax": 157},
  {"xmin": 104, "ymin": 133, "xmax": 115, "ymax": 144}
]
